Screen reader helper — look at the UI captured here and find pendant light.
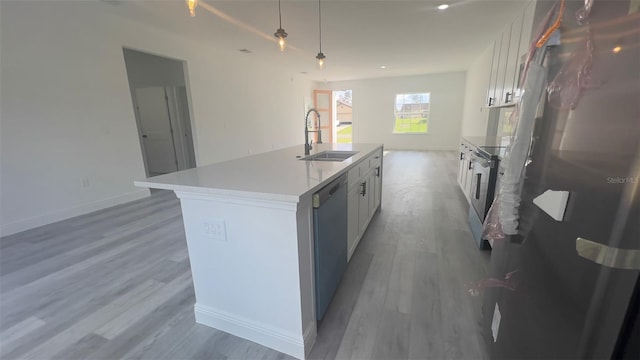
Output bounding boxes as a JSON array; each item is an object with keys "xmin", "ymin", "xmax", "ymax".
[
  {"xmin": 316, "ymin": 0, "xmax": 326, "ymax": 69},
  {"xmin": 274, "ymin": 0, "xmax": 288, "ymax": 52},
  {"xmin": 186, "ymin": 0, "xmax": 198, "ymax": 17}
]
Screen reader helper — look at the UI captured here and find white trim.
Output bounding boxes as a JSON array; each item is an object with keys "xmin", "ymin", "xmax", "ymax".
[
  {"xmin": 391, "ymin": 131, "xmax": 429, "ymax": 135},
  {"xmin": 0, "ymin": 189, "xmax": 150, "ymax": 237},
  {"xmin": 303, "ymin": 321, "xmax": 317, "ymax": 357},
  {"xmin": 194, "ymin": 303, "xmax": 308, "ymax": 359},
  {"xmin": 134, "ymin": 181, "xmax": 301, "ymax": 204},
  {"xmin": 174, "ymin": 191, "xmax": 299, "ymax": 211}
]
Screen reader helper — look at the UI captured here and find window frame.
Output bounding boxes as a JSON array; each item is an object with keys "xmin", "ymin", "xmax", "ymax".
[{"xmin": 392, "ymin": 92, "xmax": 430, "ymax": 135}]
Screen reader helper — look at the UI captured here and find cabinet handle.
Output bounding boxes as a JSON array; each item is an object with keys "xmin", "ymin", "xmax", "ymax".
[
  {"xmin": 360, "ymin": 181, "xmax": 367, "ymax": 196},
  {"xmin": 475, "ymin": 174, "xmax": 482, "ymax": 200},
  {"xmin": 505, "ymin": 92, "xmax": 512, "ymax": 103},
  {"xmin": 460, "ymin": 152, "xmax": 464, "ymax": 160},
  {"xmin": 468, "ymin": 161, "xmax": 473, "ymax": 170},
  {"xmin": 488, "ymin": 97, "xmax": 495, "ymax": 106},
  {"xmin": 375, "ymin": 166, "xmax": 381, "ymax": 177}
]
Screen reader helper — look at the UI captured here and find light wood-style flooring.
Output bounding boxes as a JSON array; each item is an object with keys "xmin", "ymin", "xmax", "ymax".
[{"xmin": 1, "ymin": 151, "xmax": 490, "ymax": 359}]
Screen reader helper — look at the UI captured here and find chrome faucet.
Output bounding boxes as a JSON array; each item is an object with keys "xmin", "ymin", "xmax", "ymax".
[{"xmin": 304, "ymin": 108, "xmax": 323, "ymax": 155}]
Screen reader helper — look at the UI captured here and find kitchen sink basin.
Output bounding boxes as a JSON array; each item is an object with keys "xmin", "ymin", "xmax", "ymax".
[{"xmin": 301, "ymin": 151, "xmax": 359, "ymax": 162}]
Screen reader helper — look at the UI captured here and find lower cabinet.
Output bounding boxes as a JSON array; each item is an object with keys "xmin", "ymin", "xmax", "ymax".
[
  {"xmin": 458, "ymin": 142, "xmax": 475, "ymax": 202},
  {"xmin": 347, "ymin": 184, "xmax": 360, "ymax": 258},
  {"xmin": 347, "ymin": 149, "xmax": 383, "ymax": 261},
  {"xmin": 357, "ymin": 176, "xmax": 370, "ymax": 237},
  {"xmin": 464, "ymin": 150, "xmax": 474, "ymax": 198},
  {"xmin": 370, "ymin": 164, "xmax": 382, "ymax": 217}
]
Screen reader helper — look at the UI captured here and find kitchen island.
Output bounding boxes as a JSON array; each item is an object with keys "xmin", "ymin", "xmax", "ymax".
[{"xmin": 134, "ymin": 143, "xmax": 383, "ymax": 359}]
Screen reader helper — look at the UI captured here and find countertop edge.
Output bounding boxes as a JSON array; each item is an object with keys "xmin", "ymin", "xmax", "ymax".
[
  {"xmin": 134, "ymin": 144, "xmax": 383, "ymax": 203},
  {"xmin": 133, "ymin": 181, "xmax": 302, "ymax": 203},
  {"xmin": 461, "ymin": 136, "xmax": 507, "ymax": 160}
]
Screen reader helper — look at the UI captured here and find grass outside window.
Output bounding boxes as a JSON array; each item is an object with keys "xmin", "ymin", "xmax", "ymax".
[
  {"xmin": 393, "ymin": 117, "xmax": 428, "ymax": 134},
  {"xmin": 394, "ymin": 92, "xmax": 430, "ymax": 134}
]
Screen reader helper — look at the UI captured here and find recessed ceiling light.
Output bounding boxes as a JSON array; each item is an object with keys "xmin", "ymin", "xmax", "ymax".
[
  {"xmin": 380, "ymin": 65, "xmax": 387, "ymax": 69},
  {"xmin": 612, "ymin": 45, "xmax": 622, "ymax": 54},
  {"xmin": 437, "ymin": 4, "xmax": 449, "ymax": 10}
]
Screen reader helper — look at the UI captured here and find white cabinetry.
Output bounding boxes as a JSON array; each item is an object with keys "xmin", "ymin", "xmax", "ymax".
[
  {"xmin": 503, "ymin": 13, "xmax": 523, "ymax": 105},
  {"xmin": 371, "ymin": 163, "xmax": 382, "ymax": 216},
  {"xmin": 513, "ymin": 1, "xmax": 536, "ymax": 101},
  {"xmin": 486, "ymin": 0, "xmax": 536, "ymax": 107},
  {"xmin": 464, "ymin": 151, "xmax": 474, "ymax": 198},
  {"xmin": 357, "ymin": 174, "xmax": 370, "ymax": 236},
  {"xmin": 347, "ymin": 182, "xmax": 360, "ymax": 255},
  {"xmin": 458, "ymin": 143, "xmax": 471, "ymax": 201},
  {"xmin": 458, "ymin": 141, "xmax": 476, "ymax": 202},
  {"xmin": 494, "ymin": 29, "xmax": 510, "ymax": 106},
  {"xmin": 487, "ymin": 39, "xmax": 501, "ymax": 107},
  {"xmin": 347, "ymin": 148, "xmax": 383, "ymax": 261}
]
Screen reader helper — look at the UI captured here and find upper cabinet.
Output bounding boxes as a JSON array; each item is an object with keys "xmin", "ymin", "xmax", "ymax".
[
  {"xmin": 495, "ymin": 26, "xmax": 511, "ymax": 106},
  {"xmin": 514, "ymin": 1, "xmax": 536, "ymax": 102},
  {"xmin": 487, "ymin": 39, "xmax": 500, "ymax": 107},
  {"xmin": 486, "ymin": 0, "xmax": 537, "ymax": 108},
  {"xmin": 503, "ymin": 14, "xmax": 523, "ymax": 105}
]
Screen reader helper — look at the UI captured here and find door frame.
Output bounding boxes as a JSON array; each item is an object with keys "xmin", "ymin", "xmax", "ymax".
[
  {"xmin": 123, "ymin": 47, "xmax": 198, "ymax": 177},
  {"xmin": 313, "ymin": 90, "xmax": 333, "ymax": 144}
]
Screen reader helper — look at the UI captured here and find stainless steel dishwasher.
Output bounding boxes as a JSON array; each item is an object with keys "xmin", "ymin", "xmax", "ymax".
[{"xmin": 313, "ymin": 174, "xmax": 348, "ymax": 320}]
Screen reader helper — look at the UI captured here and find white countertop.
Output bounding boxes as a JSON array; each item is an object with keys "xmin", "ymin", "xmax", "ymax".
[{"xmin": 134, "ymin": 143, "xmax": 383, "ymax": 203}]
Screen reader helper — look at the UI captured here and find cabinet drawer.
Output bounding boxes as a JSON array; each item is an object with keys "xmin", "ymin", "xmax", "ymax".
[
  {"xmin": 349, "ymin": 148, "xmax": 383, "ymax": 188},
  {"xmin": 370, "ymin": 150, "xmax": 382, "ymax": 167},
  {"xmin": 360, "ymin": 158, "xmax": 371, "ymax": 172}
]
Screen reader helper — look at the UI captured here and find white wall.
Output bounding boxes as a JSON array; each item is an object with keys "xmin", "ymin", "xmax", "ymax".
[
  {"xmin": 0, "ymin": 1, "xmax": 311, "ymax": 236},
  {"xmin": 461, "ymin": 43, "xmax": 494, "ymax": 137},
  {"xmin": 318, "ymin": 72, "xmax": 466, "ymax": 150}
]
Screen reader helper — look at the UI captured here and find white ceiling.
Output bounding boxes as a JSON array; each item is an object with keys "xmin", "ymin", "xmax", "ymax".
[{"xmin": 102, "ymin": 0, "xmax": 529, "ymax": 82}]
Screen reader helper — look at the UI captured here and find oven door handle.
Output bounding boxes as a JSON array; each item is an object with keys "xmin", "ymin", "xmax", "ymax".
[{"xmin": 475, "ymin": 173, "xmax": 482, "ymax": 199}]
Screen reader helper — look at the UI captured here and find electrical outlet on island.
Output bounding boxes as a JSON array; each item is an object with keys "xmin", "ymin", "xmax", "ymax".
[{"xmin": 203, "ymin": 219, "xmax": 227, "ymax": 242}]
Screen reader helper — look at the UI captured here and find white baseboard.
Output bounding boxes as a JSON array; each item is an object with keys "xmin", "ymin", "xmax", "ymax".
[
  {"xmin": 194, "ymin": 303, "xmax": 311, "ymax": 359},
  {"xmin": 302, "ymin": 321, "xmax": 317, "ymax": 358},
  {"xmin": 0, "ymin": 189, "xmax": 150, "ymax": 237}
]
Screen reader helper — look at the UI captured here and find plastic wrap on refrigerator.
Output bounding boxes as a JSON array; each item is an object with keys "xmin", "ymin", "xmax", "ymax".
[{"xmin": 482, "ymin": 1, "xmax": 564, "ymax": 241}]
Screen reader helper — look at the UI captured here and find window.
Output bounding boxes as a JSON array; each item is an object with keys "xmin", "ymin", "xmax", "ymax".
[
  {"xmin": 393, "ymin": 93, "xmax": 430, "ymax": 134},
  {"xmin": 333, "ymin": 90, "xmax": 353, "ymax": 144}
]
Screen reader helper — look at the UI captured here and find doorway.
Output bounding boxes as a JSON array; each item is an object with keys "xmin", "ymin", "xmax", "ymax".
[
  {"xmin": 333, "ymin": 90, "xmax": 352, "ymax": 144},
  {"xmin": 312, "ymin": 90, "xmax": 333, "ymax": 144},
  {"xmin": 123, "ymin": 48, "xmax": 196, "ymax": 177}
]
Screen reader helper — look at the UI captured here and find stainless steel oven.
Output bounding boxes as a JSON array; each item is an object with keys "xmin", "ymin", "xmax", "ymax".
[{"xmin": 470, "ymin": 151, "xmax": 497, "ymax": 220}]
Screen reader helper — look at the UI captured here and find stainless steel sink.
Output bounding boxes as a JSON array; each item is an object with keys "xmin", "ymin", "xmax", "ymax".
[{"xmin": 301, "ymin": 151, "xmax": 359, "ymax": 162}]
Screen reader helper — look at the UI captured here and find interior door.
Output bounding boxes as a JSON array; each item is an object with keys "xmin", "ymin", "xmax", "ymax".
[
  {"xmin": 135, "ymin": 87, "xmax": 178, "ymax": 176},
  {"xmin": 313, "ymin": 90, "xmax": 333, "ymax": 144},
  {"xmin": 165, "ymin": 86, "xmax": 196, "ymax": 171},
  {"xmin": 176, "ymin": 86, "xmax": 196, "ymax": 168}
]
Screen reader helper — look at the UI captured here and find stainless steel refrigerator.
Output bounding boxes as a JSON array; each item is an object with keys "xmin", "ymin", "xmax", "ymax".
[{"xmin": 482, "ymin": 0, "xmax": 640, "ymax": 358}]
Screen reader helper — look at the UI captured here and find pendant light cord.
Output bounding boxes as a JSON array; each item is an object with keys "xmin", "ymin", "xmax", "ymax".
[
  {"xmin": 318, "ymin": 0, "xmax": 322, "ymax": 52},
  {"xmin": 278, "ymin": 0, "xmax": 282, "ymax": 28}
]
